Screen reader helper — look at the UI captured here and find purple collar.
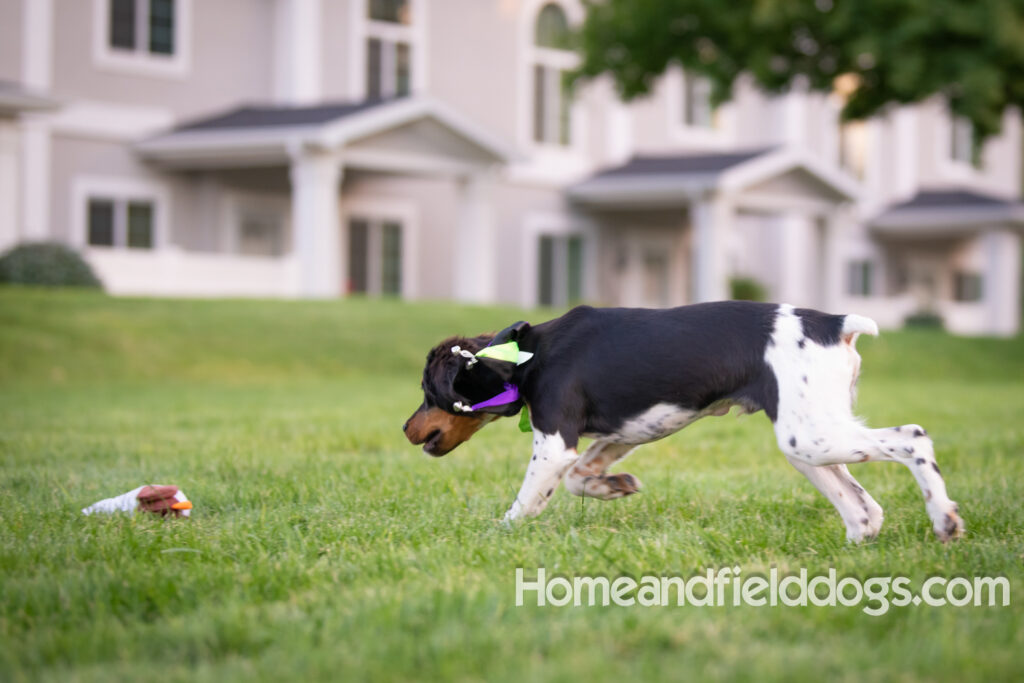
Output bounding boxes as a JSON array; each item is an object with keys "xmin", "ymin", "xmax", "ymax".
[{"xmin": 470, "ymin": 383, "xmax": 520, "ymax": 411}]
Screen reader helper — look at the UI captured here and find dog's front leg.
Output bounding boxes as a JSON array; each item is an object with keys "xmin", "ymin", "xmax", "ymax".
[{"xmin": 503, "ymin": 431, "xmax": 579, "ymax": 523}]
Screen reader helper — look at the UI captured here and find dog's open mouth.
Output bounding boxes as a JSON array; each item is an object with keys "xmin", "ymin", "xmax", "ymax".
[{"xmin": 423, "ymin": 429, "xmax": 444, "ymax": 456}]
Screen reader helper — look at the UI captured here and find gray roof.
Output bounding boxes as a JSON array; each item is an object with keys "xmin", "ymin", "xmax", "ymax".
[
  {"xmin": 175, "ymin": 98, "xmax": 399, "ymax": 132},
  {"xmin": 567, "ymin": 148, "xmax": 789, "ymax": 208},
  {"xmin": 586, "ymin": 149, "xmax": 771, "ymax": 181},
  {"xmin": 872, "ymin": 187, "xmax": 1024, "ymax": 234},
  {"xmin": 885, "ymin": 189, "xmax": 1016, "ymax": 210}
]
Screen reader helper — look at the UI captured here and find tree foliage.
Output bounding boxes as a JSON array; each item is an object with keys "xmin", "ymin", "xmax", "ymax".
[{"xmin": 572, "ymin": 0, "xmax": 1024, "ymax": 140}]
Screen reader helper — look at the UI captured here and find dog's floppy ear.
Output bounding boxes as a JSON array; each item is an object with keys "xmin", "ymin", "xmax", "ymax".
[
  {"xmin": 448, "ymin": 321, "xmax": 531, "ymax": 416},
  {"xmin": 474, "ymin": 321, "xmax": 532, "ymax": 382},
  {"xmin": 491, "ymin": 321, "xmax": 530, "ymax": 346}
]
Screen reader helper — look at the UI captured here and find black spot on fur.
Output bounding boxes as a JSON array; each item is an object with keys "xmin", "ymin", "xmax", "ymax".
[
  {"xmin": 546, "ymin": 488, "xmax": 554, "ymax": 497},
  {"xmin": 932, "ymin": 462, "xmax": 942, "ymax": 475},
  {"xmin": 789, "ymin": 436, "xmax": 797, "ymax": 448},
  {"xmin": 861, "ymin": 517, "xmax": 869, "ymax": 525},
  {"xmin": 904, "ymin": 446, "xmax": 915, "ymax": 455},
  {"xmin": 913, "ymin": 428, "xmax": 927, "ymax": 438},
  {"xmin": 915, "ymin": 458, "xmax": 925, "ymax": 465},
  {"xmin": 797, "ymin": 338, "xmax": 806, "ymax": 349},
  {"xmin": 802, "ymin": 375, "xmax": 808, "ymax": 384},
  {"xmin": 795, "ymin": 308, "xmax": 845, "ymax": 346}
]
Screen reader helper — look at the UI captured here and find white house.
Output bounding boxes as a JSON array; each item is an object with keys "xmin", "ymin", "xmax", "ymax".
[{"xmin": 1, "ymin": 0, "xmax": 1021, "ymax": 335}]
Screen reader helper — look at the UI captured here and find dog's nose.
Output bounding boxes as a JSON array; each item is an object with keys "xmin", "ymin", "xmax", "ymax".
[{"xmin": 402, "ymin": 419, "xmax": 410, "ymax": 432}]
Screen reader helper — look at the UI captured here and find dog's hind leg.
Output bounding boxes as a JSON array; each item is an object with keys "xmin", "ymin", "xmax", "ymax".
[
  {"xmin": 786, "ymin": 458, "xmax": 884, "ymax": 542},
  {"xmin": 503, "ymin": 431, "xmax": 580, "ymax": 523},
  {"xmin": 563, "ymin": 440, "xmax": 641, "ymax": 500},
  {"xmin": 777, "ymin": 421, "xmax": 963, "ymax": 542}
]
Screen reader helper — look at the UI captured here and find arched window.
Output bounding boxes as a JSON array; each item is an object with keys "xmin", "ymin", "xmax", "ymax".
[
  {"xmin": 535, "ymin": 3, "xmax": 569, "ymax": 49},
  {"xmin": 532, "ymin": 3, "xmax": 573, "ymax": 146}
]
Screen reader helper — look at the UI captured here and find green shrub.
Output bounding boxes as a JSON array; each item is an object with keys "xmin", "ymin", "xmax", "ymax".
[
  {"xmin": 904, "ymin": 310, "xmax": 945, "ymax": 329},
  {"xmin": 0, "ymin": 242, "xmax": 103, "ymax": 289},
  {"xmin": 729, "ymin": 276, "xmax": 768, "ymax": 302}
]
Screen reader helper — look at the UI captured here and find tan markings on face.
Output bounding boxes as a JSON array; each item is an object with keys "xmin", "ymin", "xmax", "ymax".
[{"xmin": 403, "ymin": 405, "xmax": 486, "ymax": 456}]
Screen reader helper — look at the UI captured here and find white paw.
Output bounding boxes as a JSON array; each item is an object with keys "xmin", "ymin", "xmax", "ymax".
[
  {"xmin": 502, "ymin": 500, "xmax": 523, "ymax": 524},
  {"xmin": 846, "ymin": 517, "xmax": 883, "ymax": 543},
  {"xmin": 929, "ymin": 501, "xmax": 964, "ymax": 542}
]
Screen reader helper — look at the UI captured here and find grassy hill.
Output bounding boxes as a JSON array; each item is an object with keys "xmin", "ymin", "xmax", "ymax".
[{"xmin": 1, "ymin": 288, "xmax": 1022, "ymax": 682}]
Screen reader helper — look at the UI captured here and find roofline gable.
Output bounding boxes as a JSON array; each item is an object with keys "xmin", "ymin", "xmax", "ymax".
[
  {"xmin": 568, "ymin": 148, "xmax": 859, "ymax": 207},
  {"xmin": 136, "ymin": 96, "xmax": 514, "ymax": 168}
]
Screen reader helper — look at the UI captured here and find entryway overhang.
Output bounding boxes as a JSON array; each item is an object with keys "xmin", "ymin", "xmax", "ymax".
[
  {"xmin": 567, "ymin": 147, "xmax": 858, "ymax": 212},
  {"xmin": 136, "ymin": 95, "xmax": 513, "ymax": 173},
  {"xmin": 567, "ymin": 148, "xmax": 859, "ymax": 306},
  {"xmin": 136, "ymin": 96, "xmax": 513, "ymax": 300},
  {"xmin": 871, "ymin": 189, "xmax": 1024, "ymax": 239}
]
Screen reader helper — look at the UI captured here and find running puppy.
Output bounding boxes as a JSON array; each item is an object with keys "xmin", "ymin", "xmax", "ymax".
[{"xmin": 403, "ymin": 301, "xmax": 964, "ymax": 542}]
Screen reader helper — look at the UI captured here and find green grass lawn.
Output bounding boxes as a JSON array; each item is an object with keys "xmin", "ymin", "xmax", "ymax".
[{"xmin": 1, "ymin": 288, "xmax": 1023, "ymax": 682}]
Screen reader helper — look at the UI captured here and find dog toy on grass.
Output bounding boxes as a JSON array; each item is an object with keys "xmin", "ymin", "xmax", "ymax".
[{"xmin": 82, "ymin": 485, "xmax": 192, "ymax": 517}]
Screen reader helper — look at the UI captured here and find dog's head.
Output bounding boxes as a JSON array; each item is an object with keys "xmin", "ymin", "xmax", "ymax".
[{"xmin": 403, "ymin": 322, "xmax": 530, "ymax": 456}]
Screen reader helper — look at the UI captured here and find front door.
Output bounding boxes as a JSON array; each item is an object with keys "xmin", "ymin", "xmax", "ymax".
[{"xmin": 616, "ymin": 235, "xmax": 680, "ymax": 308}]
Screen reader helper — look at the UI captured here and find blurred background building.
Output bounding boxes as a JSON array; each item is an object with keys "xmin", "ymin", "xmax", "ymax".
[{"xmin": 1, "ymin": 0, "xmax": 1021, "ymax": 335}]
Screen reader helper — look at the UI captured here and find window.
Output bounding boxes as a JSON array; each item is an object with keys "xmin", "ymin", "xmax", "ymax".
[
  {"xmin": 533, "ymin": 65, "xmax": 571, "ymax": 145},
  {"xmin": 532, "ymin": 3, "xmax": 574, "ymax": 146},
  {"xmin": 87, "ymin": 197, "xmax": 154, "ymax": 249},
  {"xmin": 847, "ymin": 260, "xmax": 873, "ymax": 297},
  {"xmin": 88, "ymin": 200, "xmax": 116, "ymax": 247},
  {"xmin": 369, "ymin": 0, "xmax": 410, "ymax": 24},
  {"xmin": 839, "ymin": 120, "xmax": 868, "ymax": 179},
  {"xmin": 535, "ymin": 3, "xmax": 570, "ymax": 49},
  {"xmin": 682, "ymin": 71, "xmax": 715, "ymax": 128},
  {"xmin": 953, "ymin": 271, "xmax": 983, "ymax": 302},
  {"xmin": 366, "ymin": 0, "xmax": 413, "ymax": 98},
  {"xmin": 238, "ymin": 213, "xmax": 284, "ymax": 257},
  {"xmin": 127, "ymin": 202, "xmax": 154, "ymax": 248},
  {"xmin": 348, "ymin": 218, "xmax": 403, "ymax": 296},
  {"xmin": 96, "ymin": 0, "xmax": 189, "ymax": 77},
  {"xmin": 108, "ymin": 0, "xmax": 175, "ymax": 56},
  {"xmin": 537, "ymin": 234, "xmax": 583, "ymax": 306},
  {"xmin": 951, "ymin": 115, "xmax": 982, "ymax": 168}
]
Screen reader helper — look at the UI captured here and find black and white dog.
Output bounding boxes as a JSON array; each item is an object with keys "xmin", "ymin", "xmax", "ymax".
[{"xmin": 403, "ymin": 302, "xmax": 963, "ymax": 542}]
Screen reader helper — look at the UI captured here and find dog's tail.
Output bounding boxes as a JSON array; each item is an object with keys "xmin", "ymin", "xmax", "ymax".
[{"xmin": 841, "ymin": 314, "xmax": 879, "ymax": 345}]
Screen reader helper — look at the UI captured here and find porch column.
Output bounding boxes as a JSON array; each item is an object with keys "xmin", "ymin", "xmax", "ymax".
[
  {"xmin": 20, "ymin": 117, "xmax": 50, "ymax": 241},
  {"xmin": 454, "ymin": 170, "xmax": 497, "ymax": 303},
  {"xmin": 776, "ymin": 213, "xmax": 814, "ymax": 306},
  {"xmin": 982, "ymin": 228, "xmax": 1022, "ymax": 337},
  {"xmin": 821, "ymin": 204, "xmax": 851, "ymax": 312},
  {"xmin": 289, "ymin": 149, "xmax": 343, "ymax": 298},
  {"xmin": 691, "ymin": 193, "xmax": 733, "ymax": 302},
  {"xmin": 0, "ymin": 120, "xmax": 18, "ymax": 251}
]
